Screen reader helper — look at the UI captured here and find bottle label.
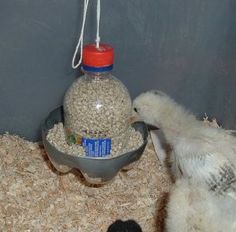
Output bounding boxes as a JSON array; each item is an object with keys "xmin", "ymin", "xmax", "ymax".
[{"xmin": 82, "ymin": 138, "xmax": 111, "ymax": 157}]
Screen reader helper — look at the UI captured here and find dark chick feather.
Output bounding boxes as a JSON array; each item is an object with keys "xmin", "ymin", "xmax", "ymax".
[{"xmin": 207, "ymin": 163, "xmax": 236, "ymax": 194}]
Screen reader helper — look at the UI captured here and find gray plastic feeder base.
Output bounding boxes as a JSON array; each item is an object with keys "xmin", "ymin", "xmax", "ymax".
[{"xmin": 41, "ymin": 106, "xmax": 148, "ymax": 184}]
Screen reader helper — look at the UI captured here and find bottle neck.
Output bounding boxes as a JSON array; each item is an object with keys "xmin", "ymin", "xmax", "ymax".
[
  {"xmin": 82, "ymin": 64, "xmax": 113, "ymax": 75},
  {"xmin": 83, "ymin": 69, "xmax": 112, "ymax": 78}
]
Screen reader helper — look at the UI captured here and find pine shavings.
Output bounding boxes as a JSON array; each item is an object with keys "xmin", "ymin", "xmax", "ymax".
[{"xmin": 0, "ymin": 134, "xmax": 171, "ymax": 232}]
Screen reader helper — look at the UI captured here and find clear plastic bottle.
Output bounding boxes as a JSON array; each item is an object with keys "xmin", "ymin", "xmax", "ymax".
[{"xmin": 63, "ymin": 44, "xmax": 132, "ymax": 157}]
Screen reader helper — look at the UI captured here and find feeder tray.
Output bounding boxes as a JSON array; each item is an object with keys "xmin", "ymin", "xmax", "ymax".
[{"xmin": 41, "ymin": 106, "xmax": 148, "ymax": 184}]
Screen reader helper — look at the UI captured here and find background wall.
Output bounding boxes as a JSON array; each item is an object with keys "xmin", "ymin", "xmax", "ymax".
[{"xmin": 0, "ymin": 0, "xmax": 235, "ymax": 141}]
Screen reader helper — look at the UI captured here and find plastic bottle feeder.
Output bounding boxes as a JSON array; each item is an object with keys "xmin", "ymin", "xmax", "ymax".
[{"xmin": 42, "ymin": 44, "xmax": 148, "ymax": 184}]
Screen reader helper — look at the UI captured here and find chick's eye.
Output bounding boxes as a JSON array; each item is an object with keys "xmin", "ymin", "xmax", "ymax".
[{"xmin": 134, "ymin": 107, "xmax": 138, "ymax": 112}]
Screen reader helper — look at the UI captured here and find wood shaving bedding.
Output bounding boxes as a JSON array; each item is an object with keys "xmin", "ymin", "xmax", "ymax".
[{"xmin": 0, "ymin": 134, "xmax": 172, "ymax": 232}]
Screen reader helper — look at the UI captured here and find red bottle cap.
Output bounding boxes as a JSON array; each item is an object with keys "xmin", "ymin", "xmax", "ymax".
[{"xmin": 82, "ymin": 44, "xmax": 114, "ymax": 68}]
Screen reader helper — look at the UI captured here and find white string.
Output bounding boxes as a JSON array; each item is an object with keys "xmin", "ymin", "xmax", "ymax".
[
  {"xmin": 72, "ymin": 0, "xmax": 90, "ymax": 69},
  {"xmin": 72, "ymin": 0, "xmax": 101, "ymax": 69},
  {"xmin": 96, "ymin": 0, "xmax": 101, "ymax": 48}
]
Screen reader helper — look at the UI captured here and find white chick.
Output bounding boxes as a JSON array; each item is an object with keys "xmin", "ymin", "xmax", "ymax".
[
  {"xmin": 166, "ymin": 179, "xmax": 236, "ymax": 232},
  {"xmin": 133, "ymin": 90, "xmax": 236, "ymax": 199}
]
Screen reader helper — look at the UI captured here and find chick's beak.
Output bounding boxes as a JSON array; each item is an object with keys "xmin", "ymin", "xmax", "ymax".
[{"xmin": 146, "ymin": 124, "xmax": 159, "ymax": 131}]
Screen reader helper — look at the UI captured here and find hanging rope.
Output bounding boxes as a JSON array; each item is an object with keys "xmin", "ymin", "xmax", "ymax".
[
  {"xmin": 96, "ymin": 0, "xmax": 101, "ymax": 48},
  {"xmin": 72, "ymin": 0, "xmax": 89, "ymax": 69},
  {"xmin": 72, "ymin": 0, "xmax": 101, "ymax": 69}
]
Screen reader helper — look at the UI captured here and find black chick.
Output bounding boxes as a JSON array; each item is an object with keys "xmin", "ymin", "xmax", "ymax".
[{"xmin": 107, "ymin": 220, "xmax": 143, "ymax": 232}]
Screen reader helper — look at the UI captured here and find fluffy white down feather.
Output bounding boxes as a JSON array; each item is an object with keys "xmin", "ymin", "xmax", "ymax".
[
  {"xmin": 166, "ymin": 179, "xmax": 236, "ymax": 232},
  {"xmin": 133, "ymin": 90, "xmax": 236, "ymax": 199}
]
